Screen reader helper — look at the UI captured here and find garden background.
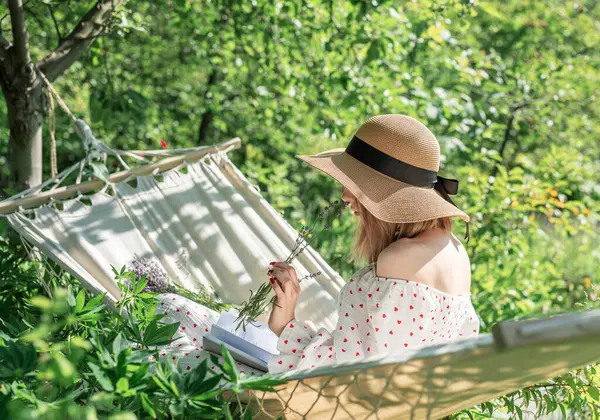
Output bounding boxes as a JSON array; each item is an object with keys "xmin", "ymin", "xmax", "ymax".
[{"xmin": 0, "ymin": 0, "xmax": 599, "ymax": 418}]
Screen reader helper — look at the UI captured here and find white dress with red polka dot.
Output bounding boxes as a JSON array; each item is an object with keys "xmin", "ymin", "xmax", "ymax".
[{"xmin": 268, "ymin": 264, "xmax": 480, "ymax": 373}]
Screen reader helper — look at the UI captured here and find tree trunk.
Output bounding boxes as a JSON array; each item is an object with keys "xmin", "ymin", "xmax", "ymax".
[
  {"xmin": 6, "ymin": 77, "xmax": 45, "ymax": 189},
  {"xmin": 0, "ymin": 45, "xmax": 45, "ymax": 190},
  {"xmin": 0, "ymin": 0, "xmax": 129, "ymax": 191},
  {"xmin": 1, "ymin": 0, "xmax": 45, "ymax": 190}
]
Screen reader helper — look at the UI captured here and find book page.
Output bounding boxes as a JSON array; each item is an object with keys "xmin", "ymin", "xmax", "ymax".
[{"xmin": 215, "ymin": 309, "xmax": 279, "ymax": 355}]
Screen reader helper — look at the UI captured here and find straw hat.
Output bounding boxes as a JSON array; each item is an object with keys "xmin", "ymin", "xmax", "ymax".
[{"xmin": 295, "ymin": 114, "xmax": 470, "ymax": 231}]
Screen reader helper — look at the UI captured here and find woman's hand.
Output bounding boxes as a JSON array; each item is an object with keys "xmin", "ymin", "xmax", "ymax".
[{"xmin": 267, "ymin": 261, "xmax": 300, "ymax": 336}]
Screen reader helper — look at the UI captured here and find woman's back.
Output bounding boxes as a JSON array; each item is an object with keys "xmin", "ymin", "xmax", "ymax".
[{"xmin": 376, "ymin": 227, "xmax": 472, "ymax": 297}]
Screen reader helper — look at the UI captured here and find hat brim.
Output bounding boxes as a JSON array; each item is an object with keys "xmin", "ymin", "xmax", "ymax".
[{"xmin": 296, "ymin": 148, "xmax": 470, "ymax": 223}]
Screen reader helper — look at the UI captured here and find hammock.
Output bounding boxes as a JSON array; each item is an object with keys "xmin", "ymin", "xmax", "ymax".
[
  {"xmin": 0, "ymin": 126, "xmax": 344, "ymax": 329},
  {"xmin": 1, "ymin": 78, "xmax": 599, "ymax": 419}
]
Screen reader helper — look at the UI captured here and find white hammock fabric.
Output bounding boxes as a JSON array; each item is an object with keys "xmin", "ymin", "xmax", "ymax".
[{"xmin": 5, "ymin": 149, "xmax": 345, "ymax": 329}]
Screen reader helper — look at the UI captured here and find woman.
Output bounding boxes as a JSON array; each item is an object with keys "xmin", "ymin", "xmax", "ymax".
[{"xmin": 266, "ymin": 114, "xmax": 480, "ymax": 373}]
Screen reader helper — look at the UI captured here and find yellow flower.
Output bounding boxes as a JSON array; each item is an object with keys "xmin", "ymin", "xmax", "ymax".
[
  {"xmin": 510, "ymin": 200, "xmax": 519, "ymax": 208},
  {"xmin": 582, "ymin": 208, "xmax": 591, "ymax": 216},
  {"xmin": 528, "ymin": 214, "xmax": 535, "ymax": 221},
  {"xmin": 547, "ymin": 188, "xmax": 558, "ymax": 197},
  {"xmin": 583, "ymin": 277, "xmax": 592, "ymax": 288},
  {"xmin": 571, "ymin": 208, "xmax": 580, "ymax": 216},
  {"xmin": 548, "ymin": 217, "xmax": 556, "ymax": 224}
]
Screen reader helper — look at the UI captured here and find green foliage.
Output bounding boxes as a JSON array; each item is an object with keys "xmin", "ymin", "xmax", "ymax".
[
  {"xmin": 1, "ymin": 0, "xmax": 599, "ymax": 417},
  {"xmin": 0, "ymin": 242, "xmax": 285, "ymax": 419}
]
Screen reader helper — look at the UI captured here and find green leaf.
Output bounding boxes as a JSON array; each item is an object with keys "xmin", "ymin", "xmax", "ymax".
[
  {"xmin": 209, "ymin": 353, "xmax": 221, "ymax": 367},
  {"xmin": 240, "ymin": 376, "xmax": 286, "ymax": 391},
  {"xmin": 588, "ymin": 386, "xmax": 600, "ymax": 401},
  {"xmin": 142, "ymin": 320, "xmax": 180, "ymax": 347},
  {"xmin": 478, "ymin": 2, "xmax": 508, "ymax": 20},
  {"xmin": 189, "ymin": 375, "xmax": 225, "ymax": 400},
  {"xmin": 364, "ymin": 40, "xmax": 382, "ymax": 65},
  {"xmin": 169, "ymin": 400, "xmax": 186, "ymax": 417},
  {"xmin": 0, "ymin": 340, "xmax": 37, "ymax": 380},
  {"xmin": 75, "ymin": 289, "xmax": 86, "ymax": 313},
  {"xmin": 243, "ymin": 407, "xmax": 253, "ymax": 420},
  {"xmin": 559, "ymin": 403, "xmax": 567, "ymax": 419},
  {"xmin": 67, "ymin": 287, "xmax": 77, "ymax": 307},
  {"xmin": 152, "ymin": 375, "xmax": 172, "ymax": 395},
  {"xmin": 129, "ymin": 362, "xmax": 150, "ymax": 386},
  {"xmin": 116, "ymin": 377, "xmax": 130, "ymax": 394},
  {"xmin": 515, "ymin": 405, "xmax": 523, "ymax": 420},
  {"xmin": 113, "ymin": 333, "xmax": 124, "ymax": 355},
  {"xmin": 88, "ymin": 362, "xmax": 114, "ymax": 391},
  {"xmin": 187, "ymin": 360, "xmax": 209, "ymax": 394},
  {"xmin": 83, "ymin": 293, "xmax": 106, "ymax": 312},
  {"xmin": 135, "ymin": 277, "xmax": 148, "ymax": 294},
  {"xmin": 140, "ymin": 392, "xmax": 157, "ymax": 419},
  {"xmin": 565, "ymin": 375, "xmax": 578, "ymax": 392},
  {"xmin": 220, "ymin": 344, "xmax": 238, "ymax": 384}
]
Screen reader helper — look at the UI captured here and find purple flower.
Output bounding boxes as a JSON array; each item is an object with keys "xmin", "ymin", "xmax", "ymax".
[{"xmin": 128, "ymin": 254, "xmax": 172, "ymax": 293}]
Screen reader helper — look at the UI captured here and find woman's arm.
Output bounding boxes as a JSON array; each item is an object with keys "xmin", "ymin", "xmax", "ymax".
[
  {"xmin": 267, "ymin": 261, "xmax": 340, "ymax": 372},
  {"xmin": 267, "ymin": 261, "xmax": 301, "ymax": 336}
]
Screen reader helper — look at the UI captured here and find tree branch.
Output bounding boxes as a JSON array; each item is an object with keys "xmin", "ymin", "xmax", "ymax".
[
  {"xmin": 8, "ymin": 0, "xmax": 31, "ymax": 69},
  {"xmin": 48, "ymin": 5, "xmax": 63, "ymax": 46},
  {"xmin": 498, "ymin": 100, "xmax": 535, "ymax": 160},
  {"xmin": 38, "ymin": 0, "xmax": 129, "ymax": 81},
  {"xmin": 198, "ymin": 68, "xmax": 220, "ymax": 145},
  {"xmin": 498, "ymin": 113, "xmax": 515, "ymax": 160}
]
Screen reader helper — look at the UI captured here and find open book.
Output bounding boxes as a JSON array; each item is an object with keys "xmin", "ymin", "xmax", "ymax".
[{"xmin": 203, "ymin": 309, "xmax": 279, "ymax": 372}]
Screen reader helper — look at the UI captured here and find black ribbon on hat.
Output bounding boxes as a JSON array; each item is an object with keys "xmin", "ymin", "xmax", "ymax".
[{"xmin": 345, "ymin": 135, "xmax": 470, "ymax": 241}]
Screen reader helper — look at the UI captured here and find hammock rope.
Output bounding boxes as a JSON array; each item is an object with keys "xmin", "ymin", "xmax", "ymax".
[
  {"xmin": 0, "ymin": 73, "xmax": 241, "ymax": 216},
  {"xmin": 37, "ymin": 69, "xmax": 77, "ymax": 122},
  {"xmin": 46, "ymin": 87, "xmax": 58, "ymax": 178}
]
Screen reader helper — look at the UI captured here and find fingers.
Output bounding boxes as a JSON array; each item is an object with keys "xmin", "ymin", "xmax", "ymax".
[
  {"xmin": 271, "ymin": 270, "xmax": 291, "ymax": 293},
  {"xmin": 269, "ymin": 262, "xmax": 300, "ymax": 291},
  {"xmin": 269, "ymin": 276, "xmax": 284, "ymax": 299},
  {"xmin": 269, "ymin": 262, "xmax": 298, "ymax": 283}
]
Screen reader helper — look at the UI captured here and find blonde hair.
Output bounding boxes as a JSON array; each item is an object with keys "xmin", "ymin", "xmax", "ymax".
[{"xmin": 349, "ymin": 199, "xmax": 452, "ymax": 265}]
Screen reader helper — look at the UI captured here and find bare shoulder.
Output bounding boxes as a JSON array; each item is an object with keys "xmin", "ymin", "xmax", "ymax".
[
  {"xmin": 375, "ymin": 231, "xmax": 471, "ymax": 293},
  {"xmin": 375, "ymin": 238, "xmax": 425, "ymax": 280}
]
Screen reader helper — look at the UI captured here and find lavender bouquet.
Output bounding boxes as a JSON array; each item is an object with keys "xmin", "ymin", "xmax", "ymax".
[
  {"xmin": 125, "ymin": 254, "xmax": 230, "ymax": 312},
  {"xmin": 127, "ymin": 255, "xmax": 175, "ymax": 293},
  {"xmin": 234, "ymin": 200, "xmax": 349, "ymax": 331}
]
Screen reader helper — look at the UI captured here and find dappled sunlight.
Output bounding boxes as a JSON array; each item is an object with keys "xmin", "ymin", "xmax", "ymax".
[{"xmin": 6, "ymin": 152, "xmax": 345, "ymax": 331}]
